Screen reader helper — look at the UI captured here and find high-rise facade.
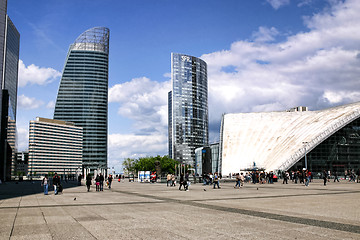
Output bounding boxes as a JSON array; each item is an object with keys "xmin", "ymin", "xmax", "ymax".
[
  {"xmin": 54, "ymin": 27, "xmax": 109, "ymax": 172},
  {"xmin": 28, "ymin": 117, "xmax": 83, "ymax": 177},
  {"xmin": 169, "ymin": 53, "xmax": 209, "ymax": 166},
  {"xmin": 0, "ymin": 0, "xmax": 19, "ymax": 182}
]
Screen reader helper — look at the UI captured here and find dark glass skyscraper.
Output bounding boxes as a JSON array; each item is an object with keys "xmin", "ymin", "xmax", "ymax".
[
  {"xmin": 169, "ymin": 53, "xmax": 209, "ymax": 166},
  {"xmin": 0, "ymin": 0, "xmax": 19, "ymax": 182},
  {"xmin": 54, "ymin": 27, "xmax": 109, "ymax": 172}
]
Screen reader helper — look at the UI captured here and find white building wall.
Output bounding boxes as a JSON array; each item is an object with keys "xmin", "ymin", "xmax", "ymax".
[{"xmin": 220, "ymin": 102, "xmax": 360, "ymax": 176}]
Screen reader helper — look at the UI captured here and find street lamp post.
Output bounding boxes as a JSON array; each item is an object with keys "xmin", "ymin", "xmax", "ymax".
[{"xmin": 302, "ymin": 142, "xmax": 308, "ymax": 170}]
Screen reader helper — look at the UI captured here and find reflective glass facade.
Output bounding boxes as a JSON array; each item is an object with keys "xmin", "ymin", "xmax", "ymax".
[
  {"xmin": 0, "ymin": 0, "xmax": 7, "ymax": 83},
  {"xmin": 168, "ymin": 91, "xmax": 172, "ymax": 158},
  {"xmin": 195, "ymin": 143, "xmax": 220, "ymax": 175},
  {"xmin": 0, "ymin": 0, "xmax": 20, "ymax": 181},
  {"xmin": 290, "ymin": 117, "xmax": 360, "ymax": 177},
  {"xmin": 54, "ymin": 27, "xmax": 109, "ymax": 171},
  {"xmin": 3, "ymin": 16, "xmax": 19, "ymax": 118},
  {"xmin": 169, "ymin": 53, "xmax": 208, "ymax": 166}
]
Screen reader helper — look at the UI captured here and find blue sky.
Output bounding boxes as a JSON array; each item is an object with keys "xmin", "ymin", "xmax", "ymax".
[{"xmin": 9, "ymin": 0, "xmax": 360, "ymax": 172}]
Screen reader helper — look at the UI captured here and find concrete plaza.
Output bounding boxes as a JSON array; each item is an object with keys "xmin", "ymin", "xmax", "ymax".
[{"xmin": 0, "ymin": 179, "xmax": 359, "ymax": 239}]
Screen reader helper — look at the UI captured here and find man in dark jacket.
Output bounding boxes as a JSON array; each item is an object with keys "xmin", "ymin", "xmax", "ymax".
[
  {"xmin": 86, "ymin": 174, "xmax": 92, "ymax": 192},
  {"xmin": 108, "ymin": 174, "xmax": 113, "ymax": 189},
  {"xmin": 53, "ymin": 173, "xmax": 61, "ymax": 195},
  {"xmin": 178, "ymin": 173, "xmax": 185, "ymax": 191},
  {"xmin": 99, "ymin": 173, "xmax": 105, "ymax": 191},
  {"xmin": 323, "ymin": 170, "xmax": 328, "ymax": 186}
]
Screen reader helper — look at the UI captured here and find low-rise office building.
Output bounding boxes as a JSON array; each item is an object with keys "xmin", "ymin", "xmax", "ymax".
[{"xmin": 28, "ymin": 117, "xmax": 83, "ymax": 178}]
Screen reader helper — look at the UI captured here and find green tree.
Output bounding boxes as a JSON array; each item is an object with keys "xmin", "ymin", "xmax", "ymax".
[
  {"xmin": 122, "ymin": 158, "xmax": 136, "ymax": 173},
  {"xmin": 132, "ymin": 155, "xmax": 178, "ymax": 174}
]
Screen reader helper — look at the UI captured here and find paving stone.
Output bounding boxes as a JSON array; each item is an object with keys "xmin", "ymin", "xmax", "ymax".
[{"xmin": 0, "ymin": 179, "xmax": 359, "ymax": 239}]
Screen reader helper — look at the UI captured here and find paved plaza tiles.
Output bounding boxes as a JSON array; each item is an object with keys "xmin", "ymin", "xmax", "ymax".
[{"xmin": 0, "ymin": 179, "xmax": 359, "ymax": 239}]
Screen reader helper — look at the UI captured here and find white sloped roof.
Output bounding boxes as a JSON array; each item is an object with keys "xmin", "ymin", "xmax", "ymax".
[{"xmin": 220, "ymin": 102, "xmax": 360, "ymax": 175}]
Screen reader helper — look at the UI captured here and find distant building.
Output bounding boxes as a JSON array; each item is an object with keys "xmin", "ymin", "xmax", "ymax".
[
  {"xmin": 54, "ymin": 27, "xmax": 109, "ymax": 173},
  {"xmin": 0, "ymin": 0, "xmax": 20, "ymax": 182},
  {"xmin": 15, "ymin": 151, "xmax": 28, "ymax": 177},
  {"xmin": 7, "ymin": 117, "xmax": 16, "ymax": 176},
  {"xmin": 169, "ymin": 53, "xmax": 209, "ymax": 166},
  {"xmin": 220, "ymin": 102, "xmax": 360, "ymax": 176},
  {"xmin": 286, "ymin": 106, "xmax": 308, "ymax": 112},
  {"xmin": 28, "ymin": 117, "xmax": 83, "ymax": 177},
  {"xmin": 195, "ymin": 143, "xmax": 220, "ymax": 176}
]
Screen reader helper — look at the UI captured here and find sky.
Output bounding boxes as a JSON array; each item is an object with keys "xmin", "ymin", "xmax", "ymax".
[{"xmin": 8, "ymin": 0, "xmax": 360, "ymax": 173}]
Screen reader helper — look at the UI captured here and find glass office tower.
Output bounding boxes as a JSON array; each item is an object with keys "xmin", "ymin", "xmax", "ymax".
[
  {"xmin": 54, "ymin": 27, "xmax": 109, "ymax": 172},
  {"xmin": 0, "ymin": 0, "xmax": 20, "ymax": 182},
  {"xmin": 169, "ymin": 53, "xmax": 208, "ymax": 166}
]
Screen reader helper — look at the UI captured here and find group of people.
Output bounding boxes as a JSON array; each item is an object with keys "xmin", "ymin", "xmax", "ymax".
[
  {"xmin": 202, "ymin": 172, "xmax": 223, "ymax": 185},
  {"xmin": 201, "ymin": 172, "xmax": 221, "ymax": 189},
  {"xmin": 166, "ymin": 173, "xmax": 177, "ymax": 187},
  {"xmin": 41, "ymin": 172, "xmax": 61, "ymax": 195},
  {"xmin": 282, "ymin": 170, "xmax": 312, "ymax": 186},
  {"xmin": 42, "ymin": 168, "xmax": 360, "ymax": 195},
  {"xmin": 345, "ymin": 169, "xmax": 360, "ymax": 182},
  {"xmin": 85, "ymin": 173, "xmax": 113, "ymax": 192}
]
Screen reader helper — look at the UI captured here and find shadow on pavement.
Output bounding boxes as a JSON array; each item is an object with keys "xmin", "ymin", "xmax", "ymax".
[{"xmin": 0, "ymin": 180, "xmax": 80, "ymax": 201}]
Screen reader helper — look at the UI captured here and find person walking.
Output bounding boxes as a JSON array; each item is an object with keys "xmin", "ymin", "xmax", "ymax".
[
  {"xmin": 269, "ymin": 171, "xmax": 274, "ymax": 184},
  {"xmin": 283, "ymin": 172, "xmax": 289, "ymax": 184},
  {"xmin": 108, "ymin": 174, "xmax": 113, "ymax": 189},
  {"xmin": 95, "ymin": 174, "xmax": 100, "ymax": 191},
  {"xmin": 240, "ymin": 172, "xmax": 245, "ymax": 187},
  {"xmin": 305, "ymin": 170, "xmax": 310, "ymax": 187},
  {"xmin": 86, "ymin": 174, "xmax": 92, "ymax": 192},
  {"xmin": 334, "ymin": 172, "xmax": 340, "ymax": 182},
  {"xmin": 178, "ymin": 173, "xmax": 186, "ymax": 191},
  {"xmin": 99, "ymin": 173, "xmax": 104, "ymax": 191},
  {"xmin": 42, "ymin": 174, "xmax": 49, "ymax": 195},
  {"xmin": 77, "ymin": 174, "xmax": 82, "ymax": 186},
  {"xmin": 171, "ymin": 174, "xmax": 176, "ymax": 186},
  {"xmin": 53, "ymin": 173, "xmax": 61, "ymax": 195},
  {"xmin": 167, "ymin": 173, "xmax": 172, "ymax": 187},
  {"xmin": 234, "ymin": 173, "xmax": 240, "ymax": 188},
  {"xmin": 185, "ymin": 172, "xmax": 190, "ymax": 191},
  {"xmin": 213, "ymin": 172, "xmax": 220, "ymax": 189},
  {"xmin": 323, "ymin": 170, "xmax": 328, "ymax": 186}
]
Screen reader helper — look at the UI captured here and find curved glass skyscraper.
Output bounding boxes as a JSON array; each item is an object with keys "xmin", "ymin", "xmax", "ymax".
[
  {"xmin": 54, "ymin": 27, "xmax": 109, "ymax": 171},
  {"xmin": 169, "ymin": 53, "xmax": 209, "ymax": 166}
]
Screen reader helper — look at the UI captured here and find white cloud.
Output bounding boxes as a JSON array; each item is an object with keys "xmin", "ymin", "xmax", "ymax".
[
  {"xmin": 16, "ymin": 127, "xmax": 28, "ymax": 151},
  {"xmin": 297, "ymin": 0, "xmax": 312, "ymax": 7},
  {"xmin": 108, "ymin": 133, "xmax": 168, "ymax": 172},
  {"xmin": 201, "ymin": 0, "xmax": 360, "ymax": 130},
  {"xmin": 108, "ymin": 77, "xmax": 170, "ymax": 168},
  {"xmin": 18, "ymin": 60, "xmax": 61, "ymax": 87},
  {"xmin": 46, "ymin": 101, "xmax": 55, "ymax": 109},
  {"xmin": 17, "ymin": 94, "xmax": 44, "ymax": 110},
  {"xmin": 252, "ymin": 26, "xmax": 279, "ymax": 42},
  {"xmin": 266, "ymin": 0, "xmax": 290, "ymax": 9},
  {"xmin": 163, "ymin": 72, "xmax": 171, "ymax": 78},
  {"xmin": 109, "ymin": 77, "xmax": 170, "ymax": 133}
]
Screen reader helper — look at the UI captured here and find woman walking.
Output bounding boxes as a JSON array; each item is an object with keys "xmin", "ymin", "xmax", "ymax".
[
  {"xmin": 95, "ymin": 174, "xmax": 100, "ymax": 191},
  {"xmin": 42, "ymin": 174, "xmax": 49, "ymax": 195}
]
